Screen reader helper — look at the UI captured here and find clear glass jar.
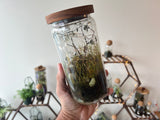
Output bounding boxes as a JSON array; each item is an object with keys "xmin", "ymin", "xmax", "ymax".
[
  {"xmin": 35, "ymin": 66, "xmax": 47, "ymax": 101},
  {"xmin": 104, "ymin": 40, "xmax": 113, "ymax": 58},
  {"xmin": 133, "ymin": 87, "xmax": 149, "ymax": 108},
  {"xmin": 46, "ymin": 5, "xmax": 107, "ymax": 104},
  {"xmin": 111, "ymin": 78, "xmax": 123, "ymax": 102},
  {"xmin": 29, "ymin": 107, "xmax": 43, "ymax": 120}
]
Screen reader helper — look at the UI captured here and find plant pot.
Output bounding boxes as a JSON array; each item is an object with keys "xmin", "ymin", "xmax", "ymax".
[{"xmin": 24, "ymin": 97, "xmax": 32, "ymax": 105}]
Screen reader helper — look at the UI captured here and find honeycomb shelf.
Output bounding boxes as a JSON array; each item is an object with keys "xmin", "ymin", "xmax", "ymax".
[
  {"xmin": 6, "ymin": 91, "xmax": 61, "ymax": 120},
  {"xmin": 102, "ymin": 55, "xmax": 141, "ymax": 104},
  {"xmin": 116, "ymin": 104, "xmax": 157, "ymax": 120}
]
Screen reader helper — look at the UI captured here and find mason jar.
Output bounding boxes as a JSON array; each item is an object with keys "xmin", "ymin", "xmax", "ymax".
[
  {"xmin": 46, "ymin": 5, "xmax": 107, "ymax": 104},
  {"xmin": 133, "ymin": 87, "xmax": 149, "ymax": 108}
]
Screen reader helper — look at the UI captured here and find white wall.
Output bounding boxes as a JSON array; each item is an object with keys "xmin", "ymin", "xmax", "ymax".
[{"xmin": 0, "ymin": 0, "xmax": 160, "ymax": 119}]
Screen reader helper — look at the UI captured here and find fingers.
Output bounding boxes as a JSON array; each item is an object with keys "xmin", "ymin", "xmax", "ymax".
[{"xmin": 56, "ymin": 63, "xmax": 67, "ymax": 96}]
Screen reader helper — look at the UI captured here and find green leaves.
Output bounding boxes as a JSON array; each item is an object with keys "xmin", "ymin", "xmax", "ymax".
[{"xmin": 17, "ymin": 82, "xmax": 35, "ymax": 101}]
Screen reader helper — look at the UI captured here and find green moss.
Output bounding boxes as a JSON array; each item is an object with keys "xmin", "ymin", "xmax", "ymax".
[{"xmin": 66, "ymin": 43, "xmax": 104, "ymax": 87}]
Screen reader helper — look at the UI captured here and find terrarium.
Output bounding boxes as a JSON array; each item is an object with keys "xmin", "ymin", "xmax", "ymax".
[
  {"xmin": 133, "ymin": 87, "xmax": 149, "ymax": 108},
  {"xmin": 135, "ymin": 101, "xmax": 144, "ymax": 116},
  {"xmin": 46, "ymin": 5, "xmax": 107, "ymax": 104},
  {"xmin": 111, "ymin": 78, "xmax": 123, "ymax": 102},
  {"xmin": 0, "ymin": 98, "xmax": 10, "ymax": 120},
  {"xmin": 35, "ymin": 66, "xmax": 47, "ymax": 101},
  {"xmin": 104, "ymin": 40, "xmax": 113, "ymax": 58},
  {"xmin": 29, "ymin": 107, "xmax": 43, "ymax": 120},
  {"xmin": 35, "ymin": 66, "xmax": 47, "ymax": 94}
]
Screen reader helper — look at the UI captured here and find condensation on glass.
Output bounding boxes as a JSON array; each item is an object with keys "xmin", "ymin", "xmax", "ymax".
[{"xmin": 46, "ymin": 5, "xmax": 107, "ymax": 104}]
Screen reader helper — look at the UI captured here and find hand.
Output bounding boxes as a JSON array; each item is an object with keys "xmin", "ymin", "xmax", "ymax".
[{"xmin": 56, "ymin": 63, "xmax": 97, "ymax": 120}]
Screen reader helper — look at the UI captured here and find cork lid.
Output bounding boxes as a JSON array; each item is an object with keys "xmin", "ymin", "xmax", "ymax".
[
  {"xmin": 136, "ymin": 87, "xmax": 149, "ymax": 95},
  {"xmin": 36, "ymin": 84, "xmax": 43, "ymax": 90},
  {"xmin": 46, "ymin": 5, "xmax": 94, "ymax": 24},
  {"xmin": 138, "ymin": 101, "xmax": 144, "ymax": 106},
  {"xmin": 114, "ymin": 78, "xmax": 120, "ymax": 84},
  {"xmin": 106, "ymin": 40, "xmax": 113, "ymax": 46},
  {"xmin": 148, "ymin": 101, "xmax": 152, "ymax": 106},
  {"xmin": 112, "ymin": 115, "xmax": 117, "ymax": 120},
  {"xmin": 35, "ymin": 65, "xmax": 46, "ymax": 71}
]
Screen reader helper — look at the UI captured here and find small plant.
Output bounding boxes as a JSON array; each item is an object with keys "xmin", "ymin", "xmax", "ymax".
[
  {"xmin": 0, "ymin": 107, "xmax": 9, "ymax": 119},
  {"xmin": 17, "ymin": 82, "xmax": 36, "ymax": 105},
  {"xmin": 0, "ymin": 99, "xmax": 10, "ymax": 119}
]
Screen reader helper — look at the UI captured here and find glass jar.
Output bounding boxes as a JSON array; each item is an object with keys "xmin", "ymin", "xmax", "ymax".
[
  {"xmin": 111, "ymin": 78, "xmax": 123, "ymax": 102},
  {"xmin": 0, "ymin": 98, "xmax": 9, "ymax": 120},
  {"xmin": 35, "ymin": 66, "xmax": 47, "ymax": 101},
  {"xmin": 135, "ymin": 101, "xmax": 144, "ymax": 116},
  {"xmin": 29, "ymin": 107, "xmax": 43, "ymax": 120},
  {"xmin": 104, "ymin": 40, "xmax": 113, "ymax": 58},
  {"xmin": 133, "ymin": 87, "xmax": 149, "ymax": 108},
  {"xmin": 46, "ymin": 5, "xmax": 107, "ymax": 104}
]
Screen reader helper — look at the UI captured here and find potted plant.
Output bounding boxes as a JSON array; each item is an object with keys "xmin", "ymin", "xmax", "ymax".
[
  {"xmin": 17, "ymin": 82, "xmax": 36, "ymax": 105},
  {"xmin": 0, "ymin": 98, "xmax": 10, "ymax": 120},
  {"xmin": 0, "ymin": 107, "xmax": 8, "ymax": 120}
]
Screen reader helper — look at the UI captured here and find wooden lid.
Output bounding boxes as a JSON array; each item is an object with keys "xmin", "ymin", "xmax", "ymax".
[
  {"xmin": 35, "ymin": 65, "xmax": 46, "ymax": 71},
  {"xmin": 112, "ymin": 115, "xmax": 117, "ymax": 120},
  {"xmin": 136, "ymin": 87, "xmax": 149, "ymax": 95},
  {"xmin": 114, "ymin": 78, "xmax": 120, "ymax": 84},
  {"xmin": 106, "ymin": 40, "xmax": 113, "ymax": 46},
  {"xmin": 138, "ymin": 101, "xmax": 144, "ymax": 106},
  {"xmin": 36, "ymin": 84, "xmax": 43, "ymax": 90},
  {"xmin": 46, "ymin": 5, "xmax": 94, "ymax": 24}
]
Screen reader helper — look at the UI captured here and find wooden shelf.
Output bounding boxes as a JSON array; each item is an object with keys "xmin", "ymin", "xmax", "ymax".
[{"xmin": 6, "ymin": 91, "xmax": 61, "ymax": 120}]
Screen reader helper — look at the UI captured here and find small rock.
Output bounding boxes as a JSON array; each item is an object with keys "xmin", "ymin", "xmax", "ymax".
[{"xmin": 89, "ymin": 78, "xmax": 96, "ymax": 87}]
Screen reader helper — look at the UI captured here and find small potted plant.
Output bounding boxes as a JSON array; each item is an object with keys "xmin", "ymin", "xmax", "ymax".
[
  {"xmin": 17, "ymin": 82, "xmax": 36, "ymax": 105},
  {"xmin": 0, "ymin": 98, "xmax": 10, "ymax": 120},
  {"xmin": 0, "ymin": 107, "xmax": 7, "ymax": 120}
]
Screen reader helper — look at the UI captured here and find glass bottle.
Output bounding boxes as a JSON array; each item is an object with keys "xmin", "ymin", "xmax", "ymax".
[
  {"xmin": 46, "ymin": 5, "xmax": 107, "ymax": 104},
  {"xmin": 36, "ymin": 83, "xmax": 45, "ymax": 101},
  {"xmin": 111, "ymin": 78, "xmax": 123, "ymax": 102},
  {"xmin": 135, "ymin": 101, "xmax": 144, "ymax": 116},
  {"xmin": 0, "ymin": 98, "xmax": 9, "ymax": 120},
  {"xmin": 29, "ymin": 107, "xmax": 43, "ymax": 120},
  {"xmin": 35, "ymin": 65, "xmax": 47, "ymax": 94},
  {"xmin": 104, "ymin": 40, "xmax": 113, "ymax": 58},
  {"xmin": 133, "ymin": 87, "xmax": 149, "ymax": 108}
]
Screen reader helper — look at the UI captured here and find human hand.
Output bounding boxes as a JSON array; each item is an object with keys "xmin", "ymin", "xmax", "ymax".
[{"xmin": 56, "ymin": 63, "xmax": 97, "ymax": 120}]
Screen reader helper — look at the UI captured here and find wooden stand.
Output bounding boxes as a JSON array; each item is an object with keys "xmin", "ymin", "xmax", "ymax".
[
  {"xmin": 116, "ymin": 104, "xmax": 157, "ymax": 120},
  {"xmin": 6, "ymin": 91, "xmax": 61, "ymax": 120},
  {"xmin": 102, "ymin": 55, "xmax": 141, "ymax": 104}
]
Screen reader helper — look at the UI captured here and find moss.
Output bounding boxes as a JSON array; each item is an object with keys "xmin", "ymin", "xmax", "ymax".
[{"xmin": 64, "ymin": 43, "xmax": 107, "ymax": 103}]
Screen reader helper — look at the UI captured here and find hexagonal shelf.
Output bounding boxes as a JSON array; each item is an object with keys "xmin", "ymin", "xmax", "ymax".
[
  {"xmin": 116, "ymin": 104, "xmax": 157, "ymax": 120},
  {"xmin": 100, "ymin": 55, "xmax": 141, "ymax": 104},
  {"xmin": 6, "ymin": 92, "xmax": 61, "ymax": 120}
]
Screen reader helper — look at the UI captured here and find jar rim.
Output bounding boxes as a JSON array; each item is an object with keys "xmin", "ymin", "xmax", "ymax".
[{"xmin": 46, "ymin": 5, "xmax": 94, "ymax": 24}]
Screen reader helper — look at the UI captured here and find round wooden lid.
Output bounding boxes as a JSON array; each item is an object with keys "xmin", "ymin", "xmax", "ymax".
[
  {"xmin": 136, "ymin": 87, "xmax": 149, "ymax": 95},
  {"xmin": 114, "ymin": 78, "xmax": 120, "ymax": 84},
  {"xmin": 35, "ymin": 65, "xmax": 46, "ymax": 71},
  {"xmin": 46, "ymin": 5, "xmax": 94, "ymax": 24},
  {"xmin": 106, "ymin": 40, "xmax": 113, "ymax": 46},
  {"xmin": 36, "ymin": 84, "xmax": 43, "ymax": 90}
]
